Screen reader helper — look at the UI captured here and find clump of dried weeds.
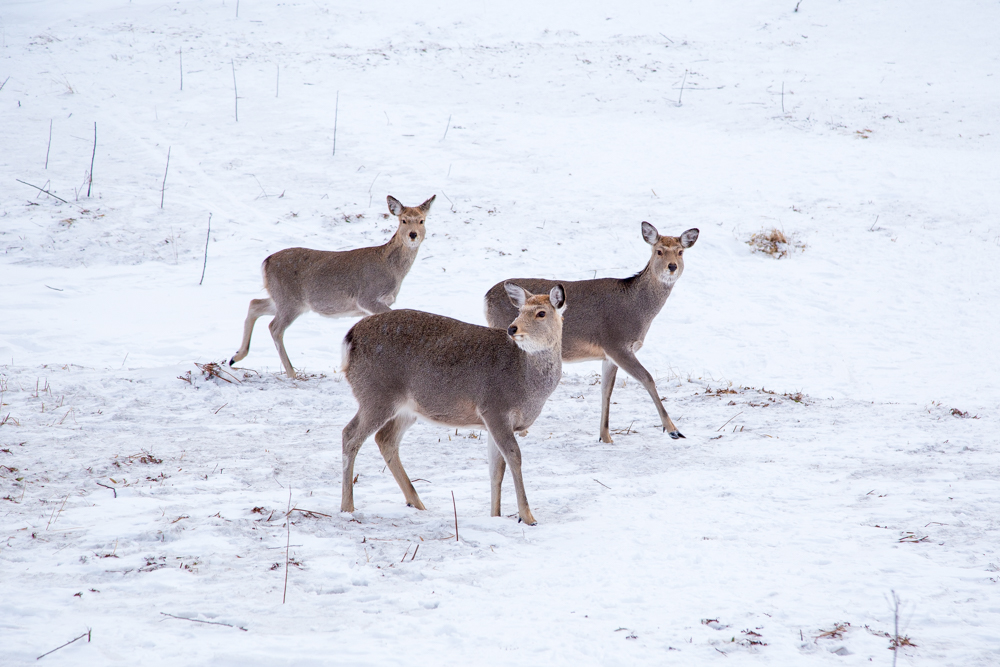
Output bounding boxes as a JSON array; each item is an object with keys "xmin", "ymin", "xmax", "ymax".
[{"xmin": 747, "ymin": 228, "xmax": 805, "ymax": 258}]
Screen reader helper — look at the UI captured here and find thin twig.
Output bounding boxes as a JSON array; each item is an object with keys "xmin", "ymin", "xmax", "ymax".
[
  {"xmin": 199, "ymin": 213, "xmax": 212, "ymax": 285},
  {"xmin": 36, "ymin": 629, "xmax": 90, "ymax": 660},
  {"xmin": 87, "ymin": 122, "xmax": 96, "ymax": 197},
  {"xmin": 179, "ymin": 48, "xmax": 183, "ymax": 91},
  {"xmin": 289, "ymin": 507, "xmax": 332, "ymax": 518},
  {"xmin": 332, "ymin": 91, "xmax": 339, "ymax": 156},
  {"xmin": 0, "ymin": 76, "xmax": 9, "ymax": 92},
  {"xmin": 231, "ymin": 59, "xmax": 238, "ymax": 122},
  {"xmin": 716, "ymin": 411, "xmax": 743, "ymax": 432},
  {"xmin": 411, "ymin": 544, "xmax": 419, "ymax": 561},
  {"xmin": 440, "ymin": 190, "xmax": 456, "ymax": 211},
  {"xmin": 47, "ymin": 495, "xmax": 68, "ymax": 529},
  {"xmin": 367, "ymin": 172, "xmax": 381, "ymax": 207},
  {"xmin": 282, "ymin": 488, "xmax": 291, "ymax": 604},
  {"xmin": 213, "ymin": 403, "xmax": 227, "ymax": 415},
  {"xmin": 441, "ymin": 114, "xmax": 452, "ymax": 141},
  {"xmin": 677, "ymin": 70, "xmax": 688, "ymax": 106},
  {"xmin": 45, "ymin": 119, "xmax": 53, "ymax": 169},
  {"xmin": 160, "ymin": 612, "xmax": 247, "ymax": 631},
  {"xmin": 96, "ymin": 481, "xmax": 116, "ymax": 498},
  {"xmin": 160, "ymin": 147, "xmax": 170, "ymax": 209},
  {"xmin": 275, "ymin": 63, "xmax": 279, "ymax": 98},
  {"xmin": 593, "ymin": 478, "xmax": 611, "ymax": 489},
  {"xmin": 781, "ymin": 81, "xmax": 785, "ymax": 113},
  {"xmin": 451, "ymin": 490, "xmax": 459, "ymax": 542},
  {"xmin": 794, "ymin": 0, "xmax": 803, "ymax": 12},
  {"xmin": 401, "ymin": 544, "xmax": 410, "ymax": 562},
  {"xmin": 16, "ymin": 178, "xmax": 70, "ymax": 204},
  {"xmin": 891, "ymin": 590, "xmax": 900, "ymax": 666}
]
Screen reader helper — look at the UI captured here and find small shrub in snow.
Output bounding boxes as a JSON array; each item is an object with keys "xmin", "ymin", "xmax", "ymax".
[{"xmin": 747, "ymin": 228, "xmax": 805, "ymax": 258}]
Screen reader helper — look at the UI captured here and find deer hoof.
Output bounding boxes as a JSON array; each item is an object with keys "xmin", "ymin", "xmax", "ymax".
[
  {"xmin": 228, "ymin": 356, "xmax": 236, "ymax": 366},
  {"xmin": 668, "ymin": 430, "xmax": 685, "ymax": 439}
]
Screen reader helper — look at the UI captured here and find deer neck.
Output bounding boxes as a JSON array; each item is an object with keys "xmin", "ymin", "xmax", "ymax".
[
  {"xmin": 382, "ymin": 232, "xmax": 419, "ymax": 273},
  {"xmin": 518, "ymin": 338, "xmax": 563, "ymax": 391},
  {"xmin": 628, "ymin": 263, "xmax": 674, "ymax": 310}
]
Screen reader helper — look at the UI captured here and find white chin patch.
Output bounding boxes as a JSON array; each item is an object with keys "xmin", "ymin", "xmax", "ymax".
[{"xmin": 512, "ymin": 335, "xmax": 546, "ymax": 354}]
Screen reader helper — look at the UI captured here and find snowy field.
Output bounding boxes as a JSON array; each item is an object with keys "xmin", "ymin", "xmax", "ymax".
[{"xmin": 1, "ymin": 0, "xmax": 999, "ymax": 664}]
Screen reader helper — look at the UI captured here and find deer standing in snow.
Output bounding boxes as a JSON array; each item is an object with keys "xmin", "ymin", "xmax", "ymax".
[
  {"xmin": 484, "ymin": 222, "xmax": 698, "ymax": 443},
  {"xmin": 229, "ymin": 195, "xmax": 435, "ymax": 378},
  {"xmin": 340, "ymin": 283, "xmax": 566, "ymax": 525}
]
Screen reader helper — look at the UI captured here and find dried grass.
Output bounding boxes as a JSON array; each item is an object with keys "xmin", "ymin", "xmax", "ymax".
[{"xmin": 747, "ymin": 228, "xmax": 805, "ymax": 258}]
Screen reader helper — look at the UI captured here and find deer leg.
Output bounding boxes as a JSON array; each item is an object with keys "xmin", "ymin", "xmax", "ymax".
[
  {"xmin": 341, "ymin": 407, "xmax": 395, "ymax": 513},
  {"xmin": 599, "ymin": 357, "xmax": 620, "ymax": 444},
  {"xmin": 356, "ymin": 294, "xmax": 393, "ymax": 315},
  {"xmin": 606, "ymin": 348, "xmax": 684, "ymax": 439},
  {"xmin": 373, "ymin": 414, "xmax": 424, "ymax": 510},
  {"xmin": 268, "ymin": 309, "xmax": 303, "ymax": 378},
  {"xmin": 487, "ymin": 433, "xmax": 507, "ymax": 517},
  {"xmin": 230, "ymin": 298, "xmax": 276, "ymax": 366},
  {"xmin": 482, "ymin": 415, "xmax": 536, "ymax": 525}
]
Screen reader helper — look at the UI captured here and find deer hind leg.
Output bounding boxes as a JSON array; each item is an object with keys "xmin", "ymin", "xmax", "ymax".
[
  {"xmin": 230, "ymin": 298, "xmax": 276, "ymax": 366},
  {"xmin": 373, "ymin": 413, "xmax": 424, "ymax": 510},
  {"xmin": 268, "ymin": 307, "xmax": 305, "ymax": 378},
  {"xmin": 483, "ymin": 415, "xmax": 536, "ymax": 525},
  {"xmin": 341, "ymin": 405, "xmax": 396, "ymax": 513},
  {"xmin": 599, "ymin": 357, "xmax": 620, "ymax": 444},
  {"xmin": 487, "ymin": 433, "xmax": 507, "ymax": 517},
  {"xmin": 607, "ymin": 348, "xmax": 684, "ymax": 439}
]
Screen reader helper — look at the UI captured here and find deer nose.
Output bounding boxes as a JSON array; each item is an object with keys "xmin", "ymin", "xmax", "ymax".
[
  {"xmin": 667, "ymin": 263, "xmax": 677, "ymax": 272},
  {"xmin": 507, "ymin": 325, "xmax": 518, "ymax": 336},
  {"xmin": 409, "ymin": 231, "xmax": 418, "ymax": 240}
]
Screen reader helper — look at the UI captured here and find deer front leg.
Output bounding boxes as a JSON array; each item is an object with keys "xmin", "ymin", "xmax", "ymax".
[
  {"xmin": 482, "ymin": 414, "xmax": 536, "ymax": 525},
  {"xmin": 606, "ymin": 348, "xmax": 684, "ymax": 439},
  {"xmin": 487, "ymin": 433, "xmax": 507, "ymax": 517},
  {"xmin": 599, "ymin": 357, "xmax": 619, "ymax": 443}
]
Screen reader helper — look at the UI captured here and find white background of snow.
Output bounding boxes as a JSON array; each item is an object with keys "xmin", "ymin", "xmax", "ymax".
[{"xmin": 1, "ymin": 0, "xmax": 998, "ymax": 664}]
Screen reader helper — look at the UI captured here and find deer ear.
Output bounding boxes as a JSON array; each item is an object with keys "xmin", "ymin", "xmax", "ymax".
[
  {"xmin": 548, "ymin": 284, "xmax": 566, "ymax": 313},
  {"xmin": 680, "ymin": 228, "xmax": 700, "ymax": 248},
  {"xmin": 641, "ymin": 221, "xmax": 659, "ymax": 245},
  {"xmin": 418, "ymin": 194, "xmax": 436, "ymax": 212},
  {"xmin": 504, "ymin": 282, "xmax": 529, "ymax": 308},
  {"xmin": 387, "ymin": 195, "xmax": 404, "ymax": 216}
]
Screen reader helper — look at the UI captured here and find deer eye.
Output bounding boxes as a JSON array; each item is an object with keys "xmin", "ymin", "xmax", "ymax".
[
  {"xmin": 536, "ymin": 311, "xmax": 546, "ymax": 318},
  {"xmin": 657, "ymin": 250, "xmax": 663, "ymax": 255},
  {"xmin": 679, "ymin": 250, "xmax": 684, "ymax": 256},
  {"xmin": 419, "ymin": 220, "xmax": 423, "ymax": 224}
]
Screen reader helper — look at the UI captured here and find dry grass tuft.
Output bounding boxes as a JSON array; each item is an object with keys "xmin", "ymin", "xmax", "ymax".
[
  {"xmin": 747, "ymin": 228, "xmax": 805, "ymax": 258},
  {"xmin": 814, "ymin": 621, "xmax": 850, "ymax": 642}
]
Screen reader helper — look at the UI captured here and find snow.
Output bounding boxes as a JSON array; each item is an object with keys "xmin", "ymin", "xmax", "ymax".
[{"xmin": 1, "ymin": 0, "xmax": 998, "ymax": 664}]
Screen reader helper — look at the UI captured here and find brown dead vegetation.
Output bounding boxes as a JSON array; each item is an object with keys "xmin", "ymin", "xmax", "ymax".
[{"xmin": 747, "ymin": 228, "xmax": 805, "ymax": 258}]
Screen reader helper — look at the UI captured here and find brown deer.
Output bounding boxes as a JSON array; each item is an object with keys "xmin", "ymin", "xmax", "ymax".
[
  {"xmin": 484, "ymin": 222, "xmax": 698, "ymax": 443},
  {"xmin": 340, "ymin": 283, "xmax": 566, "ymax": 525},
  {"xmin": 229, "ymin": 194, "xmax": 435, "ymax": 378}
]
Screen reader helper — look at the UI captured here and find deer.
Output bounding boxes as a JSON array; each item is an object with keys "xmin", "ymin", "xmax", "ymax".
[
  {"xmin": 229, "ymin": 194, "xmax": 435, "ymax": 378},
  {"xmin": 340, "ymin": 283, "xmax": 567, "ymax": 525},
  {"xmin": 484, "ymin": 222, "xmax": 698, "ymax": 444}
]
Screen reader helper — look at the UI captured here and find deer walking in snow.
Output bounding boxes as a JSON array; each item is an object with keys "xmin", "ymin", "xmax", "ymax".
[
  {"xmin": 340, "ymin": 283, "xmax": 566, "ymax": 525},
  {"xmin": 484, "ymin": 222, "xmax": 698, "ymax": 443},
  {"xmin": 229, "ymin": 195, "xmax": 435, "ymax": 378}
]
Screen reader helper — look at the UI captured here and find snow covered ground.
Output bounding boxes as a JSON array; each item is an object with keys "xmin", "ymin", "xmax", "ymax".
[{"xmin": 1, "ymin": 1, "xmax": 998, "ymax": 664}]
